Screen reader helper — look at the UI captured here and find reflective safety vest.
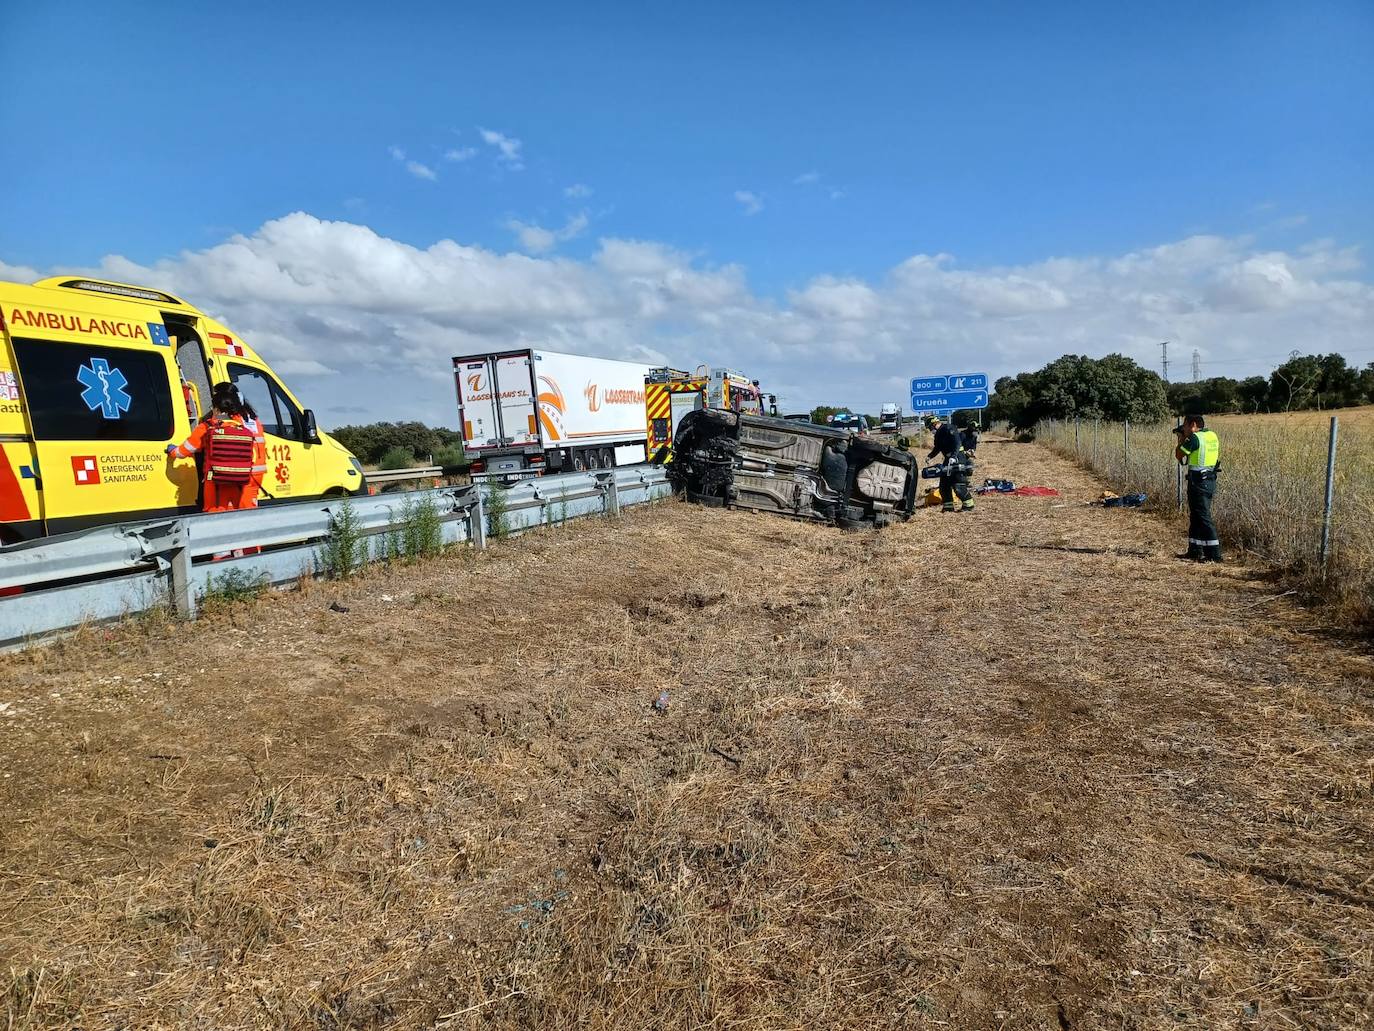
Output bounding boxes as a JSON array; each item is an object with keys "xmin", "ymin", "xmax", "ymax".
[
  {"xmin": 1185, "ymin": 429, "xmax": 1221, "ymax": 473},
  {"xmin": 205, "ymin": 418, "xmax": 258, "ymax": 484}
]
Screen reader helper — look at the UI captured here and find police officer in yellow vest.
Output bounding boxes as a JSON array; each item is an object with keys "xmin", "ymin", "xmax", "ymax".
[{"xmin": 1173, "ymin": 414, "xmax": 1222, "ymax": 562}]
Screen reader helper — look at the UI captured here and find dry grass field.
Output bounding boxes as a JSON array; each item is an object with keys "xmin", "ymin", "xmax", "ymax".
[
  {"xmin": 2, "ymin": 438, "xmax": 1373, "ymax": 1029},
  {"xmin": 1038, "ymin": 406, "xmax": 1374, "ymax": 627}
]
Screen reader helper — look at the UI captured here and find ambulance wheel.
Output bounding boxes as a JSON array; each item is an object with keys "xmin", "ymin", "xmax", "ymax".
[{"xmin": 600, "ymin": 447, "xmax": 615, "ymax": 468}]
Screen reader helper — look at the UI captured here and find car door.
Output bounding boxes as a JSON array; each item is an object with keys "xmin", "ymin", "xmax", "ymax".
[{"xmin": 227, "ymin": 363, "xmax": 319, "ymax": 500}]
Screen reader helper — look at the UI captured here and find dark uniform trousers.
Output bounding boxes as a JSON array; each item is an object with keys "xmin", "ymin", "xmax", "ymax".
[
  {"xmin": 1186, "ymin": 470, "xmax": 1221, "ymax": 560},
  {"xmin": 939, "ymin": 463, "xmax": 973, "ymax": 510}
]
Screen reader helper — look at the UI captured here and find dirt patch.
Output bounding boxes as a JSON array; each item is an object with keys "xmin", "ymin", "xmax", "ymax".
[{"xmin": 2, "ymin": 439, "xmax": 1372, "ymax": 1029}]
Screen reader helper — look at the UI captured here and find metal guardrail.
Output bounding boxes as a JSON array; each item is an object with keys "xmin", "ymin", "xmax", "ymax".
[
  {"xmin": 362, "ymin": 465, "xmax": 447, "ymax": 486},
  {"xmin": 0, "ymin": 465, "xmax": 670, "ymax": 650}
]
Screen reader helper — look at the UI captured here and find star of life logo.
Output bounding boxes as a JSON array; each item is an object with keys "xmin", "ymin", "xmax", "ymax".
[
  {"xmin": 71, "ymin": 455, "xmax": 101, "ymax": 485},
  {"xmin": 76, "ymin": 358, "xmax": 131, "ymax": 419}
]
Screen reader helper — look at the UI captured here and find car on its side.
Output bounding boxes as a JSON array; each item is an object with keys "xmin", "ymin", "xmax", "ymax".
[{"xmin": 667, "ymin": 409, "xmax": 917, "ymax": 528}]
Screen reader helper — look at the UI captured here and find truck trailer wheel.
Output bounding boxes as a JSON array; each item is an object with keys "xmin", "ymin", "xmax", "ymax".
[
  {"xmin": 585, "ymin": 449, "xmax": 600, "ymax": 470},
  {"xmin": 568, "ymin": 450, "xmax": 586, "ymax": 472},
  {"xmin": 600, "ymin": 447, "xmax": 615, "ymax": 468}
]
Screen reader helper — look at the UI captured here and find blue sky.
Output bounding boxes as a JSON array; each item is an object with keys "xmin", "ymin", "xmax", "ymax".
[{"xmin": 2, "ymin": 1, "xmax": 1372, "ymax": 420}]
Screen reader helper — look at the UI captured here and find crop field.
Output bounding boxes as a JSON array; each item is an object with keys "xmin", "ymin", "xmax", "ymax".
[
  {"xmin": 2, "ymin": 439, "xmax": 1373, "ymax": 1029},
  {"xmin": 1037, "ymin": 407, "xmax": 1374, "ymax": 627}
]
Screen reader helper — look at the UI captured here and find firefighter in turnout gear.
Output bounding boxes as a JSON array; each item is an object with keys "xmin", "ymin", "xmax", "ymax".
[
  {"xmin": 1174, "ymin": 414, "xmax": 1222, "ymax": 562},
  {"xmin": 926, "ymin": 415, "xmax": 974, "ymax": 512},
  {"xmin": 166, "ymin": 382, "xmax": 268, "ymax": 513}
]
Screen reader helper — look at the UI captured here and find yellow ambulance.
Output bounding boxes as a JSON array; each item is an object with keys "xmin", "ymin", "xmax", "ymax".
[{"xmin": 0, "ymin": 276, "xmax": 364, "ymax": 543}]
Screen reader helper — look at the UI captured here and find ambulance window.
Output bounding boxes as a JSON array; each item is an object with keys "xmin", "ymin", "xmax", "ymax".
[
  {"xmin": 228, "ymin": 365, "xmax": 303, "ymax": 441},
  {"xmin": 11, "ymin": 338, "xmax": 174, "ymax": 441}
]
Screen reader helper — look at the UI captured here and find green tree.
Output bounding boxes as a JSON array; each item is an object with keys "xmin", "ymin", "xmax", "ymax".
[
  {"xmin": 810, "ymin": 405, "xmax": 846, "ymax": 425},
  {"xmin": 1237, "ymin": 376, "xmax": 1269, "ymax": 412},
  {"xmin": 988, "ymin": 354, "xmax": 1167, "ymax": 430},
  {"xmin": 329, "ymin": 421, "xmax": 457, "ymax": 464}
]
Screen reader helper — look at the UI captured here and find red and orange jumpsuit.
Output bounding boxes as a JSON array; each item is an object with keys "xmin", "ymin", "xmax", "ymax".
[{"xmin": 170, "ymin": 415, "xmax": 268, "ymax": 512}]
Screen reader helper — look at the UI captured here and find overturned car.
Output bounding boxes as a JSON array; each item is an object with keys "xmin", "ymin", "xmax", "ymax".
[{"xmin": 665, "ymin": 409, "xmax": 918, "ymax": 528}]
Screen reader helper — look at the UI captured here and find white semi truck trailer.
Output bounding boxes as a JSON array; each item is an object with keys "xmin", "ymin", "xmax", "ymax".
[
  {"xmin": 453, "ymin": 348, "xmax": 653, "ymax": 476},
  {"xmin": 879, "ymin": 402, "xmax": 901, "ymax": 433}
]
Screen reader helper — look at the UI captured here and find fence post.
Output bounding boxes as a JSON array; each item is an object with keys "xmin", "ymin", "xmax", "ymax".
[
  {"xmin": 470, "ymin": 485, "xmax": 488, "ymax": 550},
  {"xmin": 1320, "ymin": 415, "xmax": 1339, "ymax": 576}
]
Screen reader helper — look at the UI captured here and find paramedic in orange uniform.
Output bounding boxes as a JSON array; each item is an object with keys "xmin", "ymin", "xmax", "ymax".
[{"xmin": 165, "ymin": 383, "xmax": 268, "ymax": 512}]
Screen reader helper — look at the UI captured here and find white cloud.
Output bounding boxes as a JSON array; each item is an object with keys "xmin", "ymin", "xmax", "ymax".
[
  {"xmin": 564, "ymin": 183, "xmax": 592, "ymax": 199},
  {"xmin": 444, "ymin": 147, "xmax": 477, "ymax": 163},
  {"xmin": 506, "ymin": 211, "xmax": 590, "ymax": 254},
  {"xmin": 479, "ymin": 128, "xmax": 524, "ymax": 169},
  {"xmin": 734, "ymin": 190, "xmax": 763, "ymax": 216},
  {"xmin": 388, "ymin": 146, "xmax": 437, "ymax": 181},
  {"xmin": 793, "ymin": 171, "xmax": 821, "ymax": 186},
  {"xmin": 29, "ymin": 213, "xmax": 1372, "ymax": 425}
]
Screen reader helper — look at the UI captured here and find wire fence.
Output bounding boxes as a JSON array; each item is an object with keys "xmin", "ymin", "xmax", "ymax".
[{"xmin": 1036, "ymin": 412, "xmax": 1374, "ymax": 624}]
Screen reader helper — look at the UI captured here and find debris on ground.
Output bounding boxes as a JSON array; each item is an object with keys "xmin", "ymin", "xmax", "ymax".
[{"xmin": 1093, "ymin": 490, "xmax": 1148, "ymax": 507}]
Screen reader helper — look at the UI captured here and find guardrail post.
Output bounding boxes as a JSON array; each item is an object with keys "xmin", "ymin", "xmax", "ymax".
[
  {"xmin": 130, "ymin": 520, "xmax": 196, "ymax": 620},
  {"xmin": 470, "ymin": 485, "xmax": 488, "ymax": 550},
  {"xmin": 597, "ymin": 471, "xmax": 620, "ymax": 517},
  {"xmin": 168, "ymin": 539, "xmax": 196, "ymax": 619},
  {"xmin": 1320, "ymin": 415, "xmax": 1338, "ymax": 577}
]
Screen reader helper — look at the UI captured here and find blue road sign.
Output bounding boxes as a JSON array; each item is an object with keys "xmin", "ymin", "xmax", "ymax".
[
  {"xmin": 911, "ymin": 389, "xmax": 987, "ymax": 411},
  {"xmin": 909, "ymin": 394, "xmax": 953, "ymax": 412},
  {"xmin": 909, "ymin": 371, "xmax": 989, "ymax": 412}
]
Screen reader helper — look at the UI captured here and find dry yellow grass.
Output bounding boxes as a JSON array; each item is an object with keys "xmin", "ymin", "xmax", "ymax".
[
  {"xmin": 1038, "ymin": 407, "xmax": 1374, "ymax": 627},
  {"xmin": 2, "ymin": 439, "xmax": 1373, "ymax": 1029}
]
